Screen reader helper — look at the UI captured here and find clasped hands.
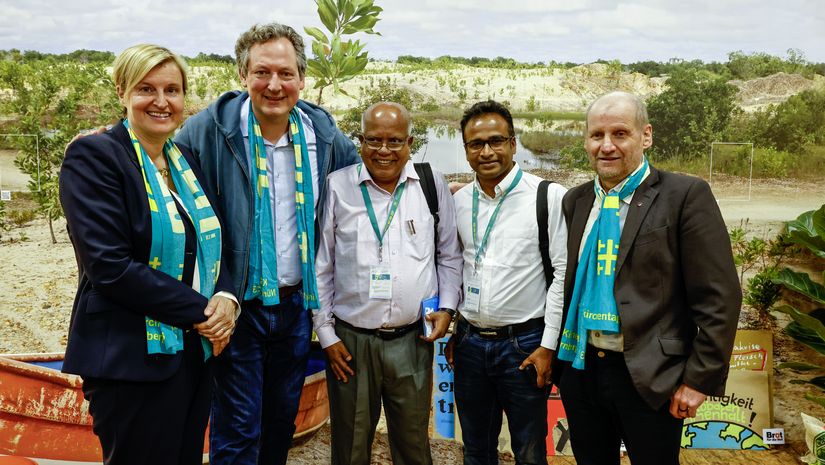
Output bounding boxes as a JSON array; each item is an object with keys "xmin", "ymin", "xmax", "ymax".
[{"xmin": 194, "ymin": 295, "xmax": 237, "ymax": 356}]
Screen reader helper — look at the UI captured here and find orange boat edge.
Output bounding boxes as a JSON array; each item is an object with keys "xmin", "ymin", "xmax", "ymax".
[{"xmin": 0, "ymin": 346, "xmax": 329, "ymax": 464}]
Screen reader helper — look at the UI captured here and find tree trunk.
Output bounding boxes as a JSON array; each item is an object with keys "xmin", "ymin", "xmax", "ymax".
[
  {"xmin": 48, "ymin": 216, "xmax": 56, "ymax": 244},
  {"xmin": 317, "ymin": 86, "xmax": 325, "ymax": 106}
]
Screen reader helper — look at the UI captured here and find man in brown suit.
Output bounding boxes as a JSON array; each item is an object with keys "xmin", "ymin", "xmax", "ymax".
[{"xmin": 552, "ymin": 91, "xmax": 741, "ymax": 465}]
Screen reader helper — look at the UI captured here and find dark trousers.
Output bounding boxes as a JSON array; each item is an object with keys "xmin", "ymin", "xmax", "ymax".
[
  {"xmin": 559, "ymin": 347, "xmax": 684, "ymax": 465},
  {"xmin": 327, "ymin": 321, "xmax": 434, "ymax": 465},
  {"xmin": 209, "ymin": 292, "xmax": 311, "ymax": 465},
  {"xmin": 453, "ymin": 321, "xmax": 548, "ymax": 465},
  {"xmin": 82, "ymin": 330, "xmax": 212, "ymax": 465}
]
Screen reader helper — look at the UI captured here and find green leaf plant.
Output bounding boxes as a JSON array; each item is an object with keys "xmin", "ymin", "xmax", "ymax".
[
  {"xmin": 773, "ymin": 204, "xmax": 825, "ymax": 406},
  {"xmin": 304, "ymin": 0, "xmax": 382, "ymax": 105}
]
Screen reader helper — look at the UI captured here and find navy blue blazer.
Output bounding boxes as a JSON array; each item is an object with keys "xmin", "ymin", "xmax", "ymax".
[{"xmin": 59, "ymin": 121, "xmax": 233, "ymax": 382}]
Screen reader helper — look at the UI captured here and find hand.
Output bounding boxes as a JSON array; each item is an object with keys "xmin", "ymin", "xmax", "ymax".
[
  {"xmin": 195, "ymin": 295, "xmax": 236, "ymax": 343},
  {"xmin": 212, "ymin": 337, "xmax": 230, "ymax": 357},
  {"xmin": 519, "ymin": 346, "xmax": 554, "ymax": 388},
  {"xmin": 420, "ymin": 311, "xmax": 452, "ymax": 342},
  {"xmin": 324, "ymin": 341, "xmax": 355, "ymax": 383},
  {"xmin": 448, "ymin": 181, "xmax": 467, "ymax": 195},
  {"xmin": 445, "ymin": 335, "xmax": 456, "ymax": 368},
  {"xmin": 669, "ymin": 384, "xmax": 707, "ymax": 419},
  {"xmin": 66, "ymin": 126, "xmax": 107, "ymax": 151}
]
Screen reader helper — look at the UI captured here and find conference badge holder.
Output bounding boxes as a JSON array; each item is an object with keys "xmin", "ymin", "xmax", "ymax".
[{"xmin": 369, "ymin": 264, "xmax": 392, "ymax": 300}]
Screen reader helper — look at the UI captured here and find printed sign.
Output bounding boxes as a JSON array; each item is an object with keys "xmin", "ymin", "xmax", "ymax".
[{"xmin": 432, "ymin": 336, "xmax": 455, "ymax": 439}]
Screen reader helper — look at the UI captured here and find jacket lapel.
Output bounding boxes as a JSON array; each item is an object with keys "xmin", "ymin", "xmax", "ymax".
[
  {"xmin": 570, "ymin": 189, "xmax": 595, "ymax": 258},
  {"xmin": 111, "ymin": 121, "xmax": 141, "ymax": 171},
  {"xmin": 616, "ymin": 168, "xmax": 660, "ymax": 275}
]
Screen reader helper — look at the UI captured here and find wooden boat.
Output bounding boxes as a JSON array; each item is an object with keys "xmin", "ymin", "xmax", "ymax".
[{"xmin": 0, "ymin": 345, "xmax": 329, "ymax": 464}]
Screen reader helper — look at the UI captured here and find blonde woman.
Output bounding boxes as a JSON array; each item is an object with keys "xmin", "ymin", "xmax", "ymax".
[{"xmin": 60, "ymin": 44, "xmax": 237, "ymax": 465}]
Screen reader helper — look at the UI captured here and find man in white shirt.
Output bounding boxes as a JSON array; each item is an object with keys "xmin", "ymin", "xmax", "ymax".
[
  {"xmin": 314, "ymin": 102, "xmax": 463, "ymax": 465},
  {"xmin": 447, "ymin": 100, "xmax": 567, "ymax": 465}
]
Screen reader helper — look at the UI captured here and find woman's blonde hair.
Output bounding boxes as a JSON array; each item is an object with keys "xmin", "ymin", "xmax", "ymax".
[{"xmin": 112, "ymin": 44, "xmax": 188, "ymax": 98}]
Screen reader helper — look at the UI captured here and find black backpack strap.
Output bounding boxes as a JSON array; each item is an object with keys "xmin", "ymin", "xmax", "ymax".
[
  {"xmin": 414, "ymin": 163, "xmax": 440, "ymax": 248},
  {"xmin": 537, "ymin": 180, "xmax": 554, "ymax": 290}
]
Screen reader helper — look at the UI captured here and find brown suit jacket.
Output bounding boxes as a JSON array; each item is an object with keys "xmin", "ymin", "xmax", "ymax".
[{"xmin": 551, "ymin": 167, "xmax": 741, "ymax": 409}]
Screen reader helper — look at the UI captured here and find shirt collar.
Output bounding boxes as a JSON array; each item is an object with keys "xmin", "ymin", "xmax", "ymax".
[
  {"xmin": 473, "ymin": 162, "xmax": 521, "ymax": 200},
  {"xmin": 595, "ymin": 158, "xmax": 650, "ymax": 203},
  {"xmin": 357, "ymin": 160, "xmax": 419, "ymax": 190}
]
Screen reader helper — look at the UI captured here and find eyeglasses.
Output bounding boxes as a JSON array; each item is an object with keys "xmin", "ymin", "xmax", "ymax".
[
  {"xmin": 361, "ymin": 137, "xmax": 407, "ymax": 151},
  {"xmin": 464, "ymin": 136, "xmax": 514, "ymax": 153}
]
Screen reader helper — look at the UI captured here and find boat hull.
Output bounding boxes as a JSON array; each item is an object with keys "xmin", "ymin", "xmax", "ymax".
[{"xmin": 0, "ymin": 349, "xmax": 328, "ymax": 463}]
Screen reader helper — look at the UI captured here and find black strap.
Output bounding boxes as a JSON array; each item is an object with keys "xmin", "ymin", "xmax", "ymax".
[
  {"xmin": 537, "ymin": 180, "xmax": 554, "ymax": 290},
  {"xmin": 413, "ymin": 162, "xmax": 439, "ymax": 248}
]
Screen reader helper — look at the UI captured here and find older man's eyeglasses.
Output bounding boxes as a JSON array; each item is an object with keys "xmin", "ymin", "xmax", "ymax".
[
  {"xmin": 362, "ymin": 137, "xmax": 407, "ymax": 151},
  {"xmin": 464, "ymin": 136, "xmax": 514, "ymax": 153}
]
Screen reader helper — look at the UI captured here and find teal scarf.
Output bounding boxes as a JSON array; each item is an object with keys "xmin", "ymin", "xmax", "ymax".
[
  {"xmin": 557, "ymin": 157, "xmax": 649, "ymax": 369},
  {"xmin": 124, "ymin": 120, "xmax": 222, "ymax": 359},
  {"xmin": 243, "ymin": 105, "xmax": 319, "ymax": 309}
]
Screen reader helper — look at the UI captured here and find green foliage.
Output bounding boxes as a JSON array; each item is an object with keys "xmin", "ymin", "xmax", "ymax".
[
  {"xmin": 750, "ymin": 89, "xmax": 825, "ymax": 154},
  {"xmin": 557, "ymin": 143, "xmax": 590, "ymax": 170},
  {"xmin": 773, "ymin": 205, "xmax": 825, "ymax": 407},
  {"xmin": 519, "ymin": 131, "xmax": 578, "ymax": 155},
  {"xmin": 786, "ymin": 204, "xmax": 825, "ymax": 260},
  {"xmin": 337, "ymin": 76, "xmax": 429, "ymax": 155},
  {"xmin": 744, "ymin": 267, "xmax": 782, "ymax": 313},
  {"xmin": 8, "ymin": 208, "xmax": 36, "ymax": 227},
  {"xmin": 729, "ymin": 222, "xmax": 791, "ymax": 283},
  {"xmin": 304, "ymin": 0, "xmax": 382, "ymax": 104},
  {"xmin": 727, "ymin": 49, "xmax": 814, "ymax": 80},
  {"xmin": 777, "ymin": 361, "xmax": 823, "ymax": 371},
  {"xmin": 526, "ymin": 95, "xmax": 538, "ymax": 112},
  {"xmin": 647, "ymin": 68, "xmax": 737, "ymax": 160},
  {"xmin": 0, "ymin": 58, "xmax": 121, "ymax": 242},
  {"xmin": 396, "ymin": 55, "xmax": 545, "ymax": 70},
  {"xmin": 0, "ymin": 201, "xmax": 8, "ymax": 240}
]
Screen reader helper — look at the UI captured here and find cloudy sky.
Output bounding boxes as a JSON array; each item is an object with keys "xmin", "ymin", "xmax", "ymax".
[{"xmin": 2, "ymin": 0, "xmax": 823, "ymax": 64}]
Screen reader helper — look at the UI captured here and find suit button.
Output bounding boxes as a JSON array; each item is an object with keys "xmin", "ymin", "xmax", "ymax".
[{"xmin": 597, "ymin": 350, "xmax": 606, "ymax": 358}]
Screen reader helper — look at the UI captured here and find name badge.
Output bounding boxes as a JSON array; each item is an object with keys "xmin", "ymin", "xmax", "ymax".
[
  {"xmin": 463, "ymin": 275, "xmax": 481, "ymax": 313},
  {"xmin": 369, "ymin": 264, "xmax": 393, "ymax": 300}
]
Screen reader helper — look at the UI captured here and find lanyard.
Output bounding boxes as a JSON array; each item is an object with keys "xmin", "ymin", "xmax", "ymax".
[
  {"xmin": 472, "ymin": 168, "xmax": 523, "ymax": 272},
  {"xmin": 358, "ymin": 164, "xmax": 406, "ymax": 262}
]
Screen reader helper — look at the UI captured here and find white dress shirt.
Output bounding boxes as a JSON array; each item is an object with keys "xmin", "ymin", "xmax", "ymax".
[
  {"xmin": 314, "ymin": 162, "xmax": 463, "ymax": 348},
  {"xmin": 240, "ymin": 99, "xmax": 320, "ymax": 287},
  {"xmin": 580, "ymin": 161, "xmax": 650, "ymax": 351},
  {"xmin": 454, "ymin": 163, "xmax": 567, "ymax": 350}
]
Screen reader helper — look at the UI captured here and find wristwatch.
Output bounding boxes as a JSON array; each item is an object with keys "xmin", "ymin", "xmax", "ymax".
[{"xmin": 438, "ymin": 308, "xmax": 456, "ymax": 319}]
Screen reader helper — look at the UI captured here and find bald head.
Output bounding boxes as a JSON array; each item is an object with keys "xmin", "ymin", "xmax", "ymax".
[
  {"xmin": 361, "ymin": 102, "xmax": 413, "ymax": 135},
  {"xmin": 585, "ymin": 91, "xmax": 649, "ymax": 132}
]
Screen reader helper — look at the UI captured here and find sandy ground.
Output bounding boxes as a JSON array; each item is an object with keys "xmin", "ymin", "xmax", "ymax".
[{"xmin": 1, "ymin": 171, "xmax": 823, "ymax": 463}]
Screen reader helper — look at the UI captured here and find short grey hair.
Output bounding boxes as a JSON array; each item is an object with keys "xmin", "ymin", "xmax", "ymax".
[
  {"xmin": 361, "ymin": 102, "xmax": 413, "ymax": 135},
  {"xmin": 235, "ymin": 22, "xmax": 307, "ymax": 78},
  {"xmin": 585, "ymin": 91, "xmax": 649, "ymax": 131}
]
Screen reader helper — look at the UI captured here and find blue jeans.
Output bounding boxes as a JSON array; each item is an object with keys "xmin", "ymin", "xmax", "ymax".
[
  {"xmin": 453, "ymin": 321, "xmax": 548, "ymax": 465},
  {"xmin": 209, "ymin": 292, "xmax": 311, "ymax": 465}
]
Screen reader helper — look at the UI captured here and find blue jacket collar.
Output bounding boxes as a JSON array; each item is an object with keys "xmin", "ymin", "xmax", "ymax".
[{"xmin": 206, "ymin": 90, "xmax": 339, "ymax": 145}]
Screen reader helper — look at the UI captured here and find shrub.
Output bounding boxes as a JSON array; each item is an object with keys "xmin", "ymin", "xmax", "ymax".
[
  {"xmin": 744, "ymin": 267, "xmax": 782, "ymax": 313},
  {"xmin": 557, "ymin": 143, "xmax": 590, "ymax": 170},
  {"xmin": 8, "ymin": 208, "xmax": 36, "ymax": 227}
]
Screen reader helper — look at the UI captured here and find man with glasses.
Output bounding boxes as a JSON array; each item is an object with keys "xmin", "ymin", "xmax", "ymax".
[
  {"xmin": 314, "ymin": 102, "xmax": 462, "ymax": 465},
  {"xmin": 446, "ymin": 100, "xmax": 567, "ymax": 465}
]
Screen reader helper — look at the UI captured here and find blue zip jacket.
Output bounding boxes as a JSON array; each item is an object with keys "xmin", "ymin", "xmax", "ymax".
[{"xmin": 176, "ymin": 90, "xmax": 359, "ymax": 297}]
